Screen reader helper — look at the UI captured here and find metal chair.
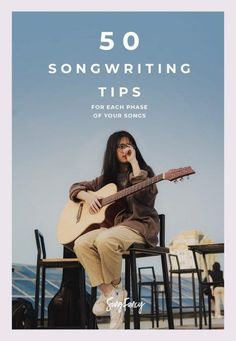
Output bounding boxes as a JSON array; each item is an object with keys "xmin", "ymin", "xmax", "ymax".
[
  {"xmin": 138, "ymin": 266, "xmax": 165, "ymax": 328},
  {"xmin": 34, "ymin": 229, "xmax": 84, "ymax": 327},
  {"xmin": 168, "ymin": 253, "xmax": 204, "ymax": 326},
  {"xmin": 122, "ymin": 214, "xmax": 174, "ymax": 329},
  {"xmin": 88, "ymin": 214, "xmax": 174, "ymax": 330}
]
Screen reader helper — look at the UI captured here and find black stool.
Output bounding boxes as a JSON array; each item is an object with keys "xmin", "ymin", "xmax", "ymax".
[
  {"xmin": 138, "ymin": 266, "xmax": 165, "ymax": 328},
  {"xmin": 123, "ymin": 214, "xmax": 174, "ymax": 329},
  {"xmin": 34, "ymin": 229, "xmax": 86, "ymax": 328},
  {"xmin": 168, "ymin": 253, "xmax": 204, "ymax": 326}
]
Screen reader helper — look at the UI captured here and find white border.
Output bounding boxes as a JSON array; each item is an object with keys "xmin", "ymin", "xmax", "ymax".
[{"xmin": 1, "ymin": 0, "xmax": 235, "ymax": 340}]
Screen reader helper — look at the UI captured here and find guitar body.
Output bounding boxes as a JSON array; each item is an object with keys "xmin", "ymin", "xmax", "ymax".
[{"xmin": 57, "ymin": 183, "xmax": 118, "ymax": 245}]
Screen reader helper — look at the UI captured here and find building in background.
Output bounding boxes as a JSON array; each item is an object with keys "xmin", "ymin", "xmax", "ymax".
[{"xmin": 169, "ymin": 230, "xmax": 216, "ymax": 276}]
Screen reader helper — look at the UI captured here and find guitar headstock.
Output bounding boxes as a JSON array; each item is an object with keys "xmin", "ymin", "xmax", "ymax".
[{"xmin": 164, "ymin": 166, "xmax": 196, "ymax": 182}]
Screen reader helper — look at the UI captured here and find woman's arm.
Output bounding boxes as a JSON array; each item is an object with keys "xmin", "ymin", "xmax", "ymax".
[
  {"xmin": 76, "ymin": 190, "xmax": 102, "ymax": 213},
  {"xmin": 123, "ymin": 144, "xmax": 141, "ymax": 177},
  {"xmin": 123, "ymin": 144, "xmax": 158, "ymax": 200},
  {"xmin": 69, "ymin": 176, "xmax": 103, "ymax": 213}
]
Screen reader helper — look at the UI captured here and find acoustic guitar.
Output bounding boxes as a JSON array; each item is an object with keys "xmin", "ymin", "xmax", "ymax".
[{"xmin": 57, "ymin": 166, "xmax": 195, "ymax": 246}]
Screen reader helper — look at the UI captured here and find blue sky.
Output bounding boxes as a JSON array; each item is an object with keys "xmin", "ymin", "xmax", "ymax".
[{"xmin": 12, "ymin": 12, "xmax": 223, "ymax": 265}]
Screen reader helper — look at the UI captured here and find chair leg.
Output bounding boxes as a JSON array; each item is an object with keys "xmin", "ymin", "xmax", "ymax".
[
  {"xmin": 162, "ymin": 291, "xmax": 165, "ymax": 321},
  {"xmin": 199, "ymin": 285, "xmax": 209, "ymax": 329},
  {"xmin": 192, "ymin": 272, "xmax": 198, "ymax": 327},
  {"xmin": 78, "ymin": 266, "xmax": 86, "ymax": 329},
  {"xmin": 124, "ymin": 258, "xmax": 131, "ymax": 329},
  {"xmin": 208, "ymin": 293, "xmax": 212, "ymax": 329},
  {"xmin": 161, "ymin": 254, "xmax": 174, "ymax": 329},
  {"xmin": 90, "ymin": 286, "xmax": 97, "ymax": 329},
  {"xmin": 34, "ymin": 263, "xmax": 41, "ymax": 327},
  {"xmin": 151, "ymin": 283, "xmax": 154, "ymax": 328},
  {"xmin": 169, "ymin": 272, "xmax": 173, "ymax": 321},
  {"xmin": 130, "ymin": 250, "xmax": 140, "ymax": 329},
  {"xmin": 199, "ymin": 284, "xmax": 203, "ymax": 329},
  {"xmin": 40, "ymin": 267, "xmax": 46, "ymax": 327},
  {"xmin": 154, "ymin": 283, "xmax": 159, "ymax": 328},
  {"xmin": 178, "ymin": 273, "xmax": 183, "ymax": 326},
  {"xmin": 169, "ymin": 272, "xmax": 173, "ymax": 301},
  {"xmin": 202, "ymin": 292, "xmax": 208, "ymax": 325},
  {"xmin": 138, "ymin": 283, "xmax": 141, "ymax": 305}
]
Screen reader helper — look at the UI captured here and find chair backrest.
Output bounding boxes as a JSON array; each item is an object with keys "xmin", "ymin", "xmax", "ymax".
[
  {"xmin": 159, "ymin": 214, "xmax": 165, "ymax": 247},
  {"xmin": 168, "ymin": 254, "xmax": 180, "ymax": 271},
  {"xmin": 34, "ymin": 229, "xmax": 47, "ymax": 260},
  {"xmin": 138, "ymin": 266, "xmax": 156, "ymax": 282}
]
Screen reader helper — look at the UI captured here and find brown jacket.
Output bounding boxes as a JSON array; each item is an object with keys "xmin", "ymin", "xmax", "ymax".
[{"xmin": 69, "ymin": 170, "xmax": 160, "ymax": 247}]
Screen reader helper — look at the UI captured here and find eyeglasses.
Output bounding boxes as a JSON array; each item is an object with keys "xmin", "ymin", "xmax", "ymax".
[{"xmin": 117, "ymin": 143, "xmax": 135, "ymax": 150}]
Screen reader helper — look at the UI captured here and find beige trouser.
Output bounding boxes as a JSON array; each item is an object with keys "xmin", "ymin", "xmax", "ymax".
[
  {"xmin": 213, "ymin": 286, "xmax": 224, "ymax": 316},
  {"xmin": 73, "ymin": 226, "xmax": 145, "ymax": 287}
]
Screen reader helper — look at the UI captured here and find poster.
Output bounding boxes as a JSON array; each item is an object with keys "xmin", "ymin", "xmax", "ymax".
[{"xmin": 0, "ymin": 0, "xmax": 235, "ymax": 340}]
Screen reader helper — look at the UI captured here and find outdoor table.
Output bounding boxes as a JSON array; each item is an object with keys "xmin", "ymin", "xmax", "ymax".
[{"xmin": 188, "ymin": 243, "xmax": 224, "ymax": 329}]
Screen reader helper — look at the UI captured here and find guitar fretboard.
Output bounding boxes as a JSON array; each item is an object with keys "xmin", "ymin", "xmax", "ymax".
[{"xmin": 100, "ymin": 173, "xmax": 164, "ymax": 206}]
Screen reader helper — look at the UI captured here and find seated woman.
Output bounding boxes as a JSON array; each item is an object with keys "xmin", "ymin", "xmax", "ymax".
[
  {"xmin": 69, "ymin": 131, "xmax": 160, "ymax": 329},
  {"xmin": 209, "ymin": 262, "xmax": 224, "ymax": 319}
]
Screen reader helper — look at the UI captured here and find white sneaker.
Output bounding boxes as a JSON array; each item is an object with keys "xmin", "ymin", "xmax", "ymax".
[
  {"xmin": 92, "ymin": 293, "xmax": 108, "ymax": 316},
  {"xmin": 106, "ymin": 288, "xmax": 128, "ymax": 329},
  {"xmin": 215, "ymin": 314, "xmax": 223, "ymax": 319},
  {"xmin": 92, "ymin": 281, "xmax": 123, "ymax": 317}
]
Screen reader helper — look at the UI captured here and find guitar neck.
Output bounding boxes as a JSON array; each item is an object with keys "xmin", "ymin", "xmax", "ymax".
[{"xmin": 101, "ymin": 173, "xmax": 164, "ymax": 206}]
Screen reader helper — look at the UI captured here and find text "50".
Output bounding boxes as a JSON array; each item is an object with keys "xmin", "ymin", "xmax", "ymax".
[{"xmin": 99, "ymin": 32, "xmax": 139, "ymax": 51}]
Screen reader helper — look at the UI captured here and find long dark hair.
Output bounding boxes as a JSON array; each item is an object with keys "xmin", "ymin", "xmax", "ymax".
[{"xmin": 101, "ymin": 131, "xmax": 154, "ymax": 186}]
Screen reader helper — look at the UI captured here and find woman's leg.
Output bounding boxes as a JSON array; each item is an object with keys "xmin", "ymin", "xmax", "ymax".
[
  {"xmin": 219, "ymin": 287, "xmax": 224, "ymax": 314},
  {"xmin": 213, "ymin": 287, "xmax": 222, "ymax": 317},
  {"xmin": 94, "ymin": 225, "xmax": 145, "ymax": 288},
  {"xmin": 220, "ymin": 287, "xmax": 224, "ymax": 306},
  {"xmin": 93, "ymin": 225, "xmax": 145, "ymax": 329},
  {"xmin": 74, "ymin": 226, "xmax": 145, "ymax": 294},
  {"xmin": 73, "ymin": 228, "xmax": 108, "ymax": 287}
]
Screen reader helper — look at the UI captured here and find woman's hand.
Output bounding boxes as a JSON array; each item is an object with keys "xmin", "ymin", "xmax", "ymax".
[
  {"xmin": 123, "ymin": 144, "xmax": 141, "ymax": 177},
  {"xmin": 85, "ymin": 192, "xmax": 102, "ymax": 213},
  {"xmin": 76, "ymin": 191, "xmax": 102, "ymax": 213},
  {"xmin": 123, "ymin": 144, "xmax": 137, "ymax": 164}
]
